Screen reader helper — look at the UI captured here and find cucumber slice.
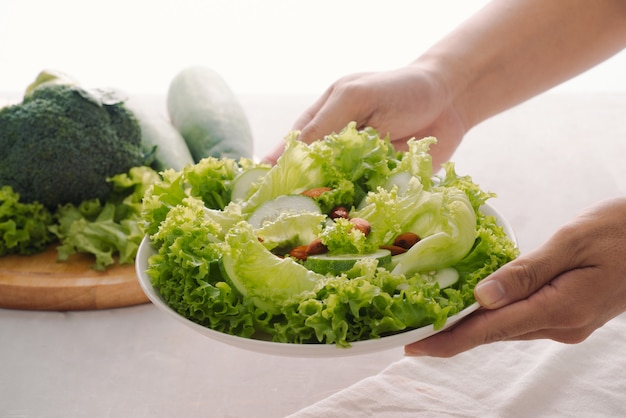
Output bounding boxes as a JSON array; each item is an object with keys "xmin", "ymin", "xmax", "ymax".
[
  {"xmin": 231, "ymin": 166, "xmax": 271, "ymax": 202},
  {"xmin": 304, "ymin": 249, "xmax": 392, "ymax": 276},
  {"xmin": 256, "ymin": 212, "xmax": 326, "ymax": 253},
  {"xmin": 247, "ymin": 195, "xmax": 321, "ymax": 229},
  {"xmin": 432, "ymin": 267, "xmax": 459, "ymax": 288}
]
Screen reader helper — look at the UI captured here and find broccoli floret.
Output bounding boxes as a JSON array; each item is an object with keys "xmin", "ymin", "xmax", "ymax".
[{"xmin": 0, "ymin": 83, "xmax": 145, "ymax": 209}]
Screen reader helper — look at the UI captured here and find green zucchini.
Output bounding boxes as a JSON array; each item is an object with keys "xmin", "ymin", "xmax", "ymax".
[
  {"xmin": 125, "ymin": 96, "xmax": 194, "ymax": 171},
  {"xmin": 166, "ymin": 66, "xmax": 253, "ymax": 162}
]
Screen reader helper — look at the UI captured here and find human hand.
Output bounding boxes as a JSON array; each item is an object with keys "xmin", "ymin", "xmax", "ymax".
[
  {"xmin": 262, "ymin": 65, "xmax": 467, "ymax": 168},
  {"xmin": 405, "ymin": 197, "xmax": 626, "ymax": 357}
]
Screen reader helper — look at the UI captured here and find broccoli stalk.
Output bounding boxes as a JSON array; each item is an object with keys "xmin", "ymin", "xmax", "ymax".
[{"xmin": 0, "ymin": 83, "xmax": 145, "ymax": 209}]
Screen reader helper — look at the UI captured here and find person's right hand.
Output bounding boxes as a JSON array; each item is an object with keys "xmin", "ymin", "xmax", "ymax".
[{"xmin": 262, "ymin": 64, "xmax": 467, "ymax": 168}]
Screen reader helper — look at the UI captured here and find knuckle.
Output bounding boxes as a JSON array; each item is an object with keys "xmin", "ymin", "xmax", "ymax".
[
  {"xmin": 474, "ymin": 310, "xmax": 511, "ymax": 344},
  {"xmin": 335, "ymin": 77, "xmax": 374, "ymax": 102},
  {"xmin": 503, "ymin": 261, "xmax": 546, "ymax": 299}
]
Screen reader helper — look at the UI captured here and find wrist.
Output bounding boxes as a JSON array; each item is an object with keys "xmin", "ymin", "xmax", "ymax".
[{"xmin": 408, "ymin": 51, "xmax": 473, "ymax": 135}]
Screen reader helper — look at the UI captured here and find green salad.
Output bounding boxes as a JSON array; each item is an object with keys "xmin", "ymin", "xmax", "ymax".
[{"xmin": 141, "ymin": 122, "xmax": 518, "ymax": 347}]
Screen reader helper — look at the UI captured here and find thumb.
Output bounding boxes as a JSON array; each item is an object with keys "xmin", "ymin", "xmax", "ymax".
[{"xmin": 474, "ymin": 237, "xmax": 572, "ymax": 309}]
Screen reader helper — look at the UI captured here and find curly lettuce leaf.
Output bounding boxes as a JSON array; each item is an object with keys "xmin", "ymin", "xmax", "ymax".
[
  {"xmin": 320, "ymin": 217, "xmax": 369, "ymax": 254},
  {"xmin": 0, "ymin": 185, "xmax": 55, "ymax": 255},
  {"xmin": 185, "ymin": 157, "xmax": 240, "ymax": 210},
  {"xmin": 243, "ymin": 122, "xmax": 397, "ymax": 214},
  {"xmin": 436, "ymin": 161, "xmax": 496, "ymax": 211},
  {"xmin": 142, "ymin": 158, "xmax": 256, "ymax": 237},
  {"xmin": 390, "ymin": 136, "xmax": 437, "ymax": 188},
  {"xmin": 49, "ymin": 166, "xmax": 160, "ymax": 270},
  {"xmin": 273, "ymin": 258, "xmax": 464, "ymax": 346},
  {"xmin": 309, "ymin": 122, "xmax": 396, "ymax": 190},
  {"xmin": 147, "ymin": 196, "xmax": 258, "ymax": 337},
  {"xmin": 241, "ymin": 134, "xmax": 327, "ymax": 214}
]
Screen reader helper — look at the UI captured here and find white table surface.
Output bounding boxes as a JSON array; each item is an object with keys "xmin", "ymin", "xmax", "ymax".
[{"xmin": 1, "ymin": 91, "xmax": 626, "ymax": 417}]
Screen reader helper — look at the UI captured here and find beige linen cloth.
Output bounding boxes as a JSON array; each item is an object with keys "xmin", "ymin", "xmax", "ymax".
[{"xmin": 289, "ymin": 313, "xmax": 626, "ymax": 417}]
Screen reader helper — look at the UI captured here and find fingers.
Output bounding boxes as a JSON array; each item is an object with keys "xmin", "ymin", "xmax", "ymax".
[
  {"xmin": 404, "ymin": 301, "xmax": 537, "ymax": 357},
  {"xmin": 261, "ymin": 86, "xmax": 349, "ymax": 165},
  {"xmin": 291, "ymin": 90, "xmax": 332, "ymax": 132},
  {"xmin": 297, "ymin": 93, "xmax": 369, "ymax": 145},
  {"xmin": 403, "ymin": 293, "xmax": 595, "ymax": 358},
  {"xmin": 404, "ymin": 259, "xmax": 605, "ymax": 357},
  {"xmin": 404, "ymin": 291, "xmax": 559, "ymax": 357},
  {"xmin": 260, "ymin": 95, "xmax": 349, "ymax": 165},
  {"xmin": 261, "ymin": 143, "xmax": 285, "ymax": 165}
]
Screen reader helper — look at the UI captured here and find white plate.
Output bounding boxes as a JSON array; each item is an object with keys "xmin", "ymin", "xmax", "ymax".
[{"xmin": 136, "ymin": 203, "xmax": 516, "ymax": 358}]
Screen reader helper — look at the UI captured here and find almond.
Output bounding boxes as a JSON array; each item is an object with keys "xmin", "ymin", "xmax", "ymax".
[
  {"xmin": 306, "ymin": 238, "xmax": 328, "ymax": 255},
  {"xmin": 379, "ymin": 245, "xmax": 407, "ymax": 256},
  {"xmin": 300, "ymin": 187, "xmax": 333, "ymax": 198},
  {"xmin": 289, "ymin": 245, "xmax": 309, "ymax": 261},
  {"xmin": 329, "ymin": 206, "xmax": 350, "ymax": 220},
  {"xmin": 349, "ymin": 217, "xmax": 371, "ymax": 236},
  {"xmin": 393, "ymin": 232, "xmax": 420, "ymax": 249}
]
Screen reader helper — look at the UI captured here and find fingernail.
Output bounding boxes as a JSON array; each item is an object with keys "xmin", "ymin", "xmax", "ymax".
[{"xmin": 475, "ymin": 280, "xmax": 505, "ymax": 307}]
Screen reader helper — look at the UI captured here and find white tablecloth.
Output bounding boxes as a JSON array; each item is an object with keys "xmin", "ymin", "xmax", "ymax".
[
  {"xmin": 1, "ymin": 91, "xmax": 626, "ymax": 417},
  {"xmin": 289, "ymin": 314, "xmax": 626, "ymax": 417}
]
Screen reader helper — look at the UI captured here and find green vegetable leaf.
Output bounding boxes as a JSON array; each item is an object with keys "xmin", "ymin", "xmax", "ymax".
[
  {"xmin": 147, "ymin": 196, "xmax": 256, "ymax": 338},
  {"xmin": 320, "ymin": 217, "xmax": 369, "ymax": 254},
  {"xmin": 241, "ymin": 134, "xmax": 327, "ymax": 214},
  {"xmin": 0, "ymin": 186, "xmax": 55, "ymax": 255},
  {"xmin": 221, "ymin": 221, "xmax": 325, "ymax": 314},
  {"xmin": 50, "ymin": 166, "xmax": 160, "ymax": 270}
]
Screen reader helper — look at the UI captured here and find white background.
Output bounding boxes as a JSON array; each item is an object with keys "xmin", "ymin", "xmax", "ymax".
[{"xmin": 1, "ymin": 0, "xmax": 625, "ymax": 97}]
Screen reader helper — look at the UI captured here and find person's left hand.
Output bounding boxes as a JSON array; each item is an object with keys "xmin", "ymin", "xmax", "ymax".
[{"xmin": 404, "ymin": 197, "xmax": 626, "ymax": 357}]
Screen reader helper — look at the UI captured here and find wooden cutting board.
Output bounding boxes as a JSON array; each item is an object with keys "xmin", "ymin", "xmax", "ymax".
[{"xmin": 0, "ymin": 245, "xmax": 149, "ymax": 311}]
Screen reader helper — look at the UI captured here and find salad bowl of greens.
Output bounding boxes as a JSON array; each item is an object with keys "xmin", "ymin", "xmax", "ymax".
[{"xmin": 136, "ymin": 122, "xmax": 518, "ymax": 357}]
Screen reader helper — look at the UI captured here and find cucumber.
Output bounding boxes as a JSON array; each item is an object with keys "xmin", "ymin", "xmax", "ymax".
[
  {"xmin": 247, "ymin": 195, "xmax": 321, "ymax": 229},
  {"xmin": 304, "ymin": 249, "xmax": 392, "ymax": 276},
  {"xmin": 166, "ymin": 66, "xmax": 253, "ymax": 162},
  {"xmin": 231, "ymin": 166, "xmax": 271, "ymax": 202},
  {"xmin": 431, "ymin": 267, "xmax": 459, "ymax": 288},
  {"xmin": 125, "ymin": 96, "xmax": 194, "ymax": 171}
]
